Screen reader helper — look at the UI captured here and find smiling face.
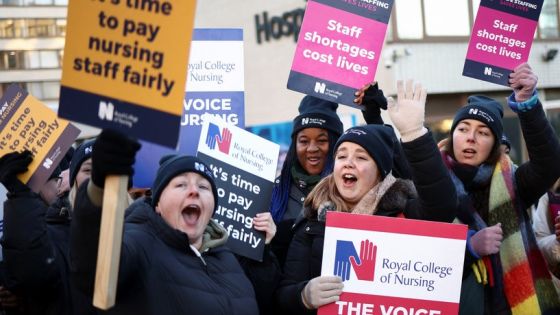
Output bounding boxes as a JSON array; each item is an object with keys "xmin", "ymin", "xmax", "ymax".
[
  {"xmin": 296, "ymin": 128, "xmax": 330, "ymax": 175},
  {"xmin": 452, "ymin": 119, "xmax": 495, "ymax": 167},
  {"xmin": 155, "ymin": 172, "xmax": 215, "ymax": 250},
  {"xmin": 334, "ymin": 142, "xmax": 380, "ymax": 209}
]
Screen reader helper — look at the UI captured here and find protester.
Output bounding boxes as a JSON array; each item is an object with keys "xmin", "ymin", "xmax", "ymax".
[
  {"xmin": 70, "ymin": 129, "xmax": 279, "ymax": 315},
  {"xmin": 269, "ymin": 95, "xmax": 343, "ymax": 268},
  {"xmin": 0, "ymin": 148, "xmax": 95, "ymax": 315},
  {"xmin": 276, "ymin": 80, "xmax": 457, "ymax": 314},
  {"xmin": 270, "ymin": 86, "xmax": 393, "ymax": 268},
  {"xmin": 533, "ymin": 178, "xmax": 560, "ymax": 294},
  {"xmin": 441, "ymin": 63, "xmax": 560, "ymax": 314}
]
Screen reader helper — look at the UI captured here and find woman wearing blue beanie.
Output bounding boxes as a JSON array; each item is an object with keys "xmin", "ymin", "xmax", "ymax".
[
  {"xmin": 70, "ymin": 129, "xmax": 279, "ymax": 315},
  {"xmin": 276, "ymin": 80, "xmax": 458, "ymax": 314},
  {"xmin": 441, "ymin": 63, "xmax": 560, "ymax": 314}
]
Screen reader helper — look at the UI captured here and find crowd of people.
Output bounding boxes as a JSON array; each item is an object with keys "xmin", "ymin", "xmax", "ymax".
[{"xmin": 0, "ymin": 62, "xmax": 559, "ymax": 315}]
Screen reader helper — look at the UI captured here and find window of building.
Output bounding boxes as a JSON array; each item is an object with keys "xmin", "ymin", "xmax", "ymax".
[
  {"xmin": 0, "ymin": 19, "xmax": 66, "ymax": 38},
  {"xmin": 27, "ymin": 81, "xmax": 60, "ymax": 100},
  {"xmin": 391, "ymin": 0, "xmax": 560, "ymax": 41},
  {"xmin": 0, "ymin": 50, "xmax": 63, "ymax": 70}
]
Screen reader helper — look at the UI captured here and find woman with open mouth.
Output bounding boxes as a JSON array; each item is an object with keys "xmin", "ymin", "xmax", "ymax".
[
  {"xmin": 69, "ymin": 129, "xmax": 278, "ymax": 315},
  {"xmin": 441, "ymin": 63, "xmax": 560, "ymax": 314},
  {"xmin": 276, "ymin": 79, "xmax": 458, "ymax": 314}
]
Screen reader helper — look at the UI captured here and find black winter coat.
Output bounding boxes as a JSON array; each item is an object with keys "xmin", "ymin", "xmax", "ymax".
[
  {"xmin": 276, "ymin": 131, "xmax": 457, "ymax": 314},
  {"xmin": 1, "ymin": 191, "xmax": 95, "ymax": 315},
  {"xmin": 70, "ymin": 182, "xmax": 260, "ymax": 315}
]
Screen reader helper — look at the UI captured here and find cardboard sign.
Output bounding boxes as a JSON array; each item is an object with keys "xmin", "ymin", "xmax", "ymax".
[
  {"xmin": 0, "ymin": 84, "xmax": 80, "ymax": 192},
  {"xmin": 133, "ymin": 28, "xmax": 245, "ymax": 188},
  {"xmin": 198, "ymin": 116, "xmax": 279, "ymax": 261},
  {"xmin": 59, "ymin": 0, "xmax": 196, "ymax": 148},
  {"xmin": 287, "ymin": 0, "xmax": 393, "ymax": 108},
  {"xmin": 320, "ymin": 212, "xmax": 467, "ymax": 315},
  {"xmin": 463, "ymin": 0, "xmax": 543, "ymax": 86}
]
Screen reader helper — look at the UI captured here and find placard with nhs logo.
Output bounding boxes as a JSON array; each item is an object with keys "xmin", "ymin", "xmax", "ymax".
[
  {"xmin": 320, "ymin": 212, "xmax": 467, "ymax": 315},
  {"xmin": 197, "ymin": 116, "xmax": 279, "ymax": 261}
]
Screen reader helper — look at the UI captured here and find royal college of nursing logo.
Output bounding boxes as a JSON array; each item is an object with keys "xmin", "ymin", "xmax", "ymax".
[
  {"xmin": 205, "ymin": 123, "xmax": 232, "ymax": 154},
  {"xmin": 334, "ymin": 239, "xmax": 377, "ymax": 282}
]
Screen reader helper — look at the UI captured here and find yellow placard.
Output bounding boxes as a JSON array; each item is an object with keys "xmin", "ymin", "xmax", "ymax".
[
  {"xmin": 0, "ymin": 85, "xmax": 80, "ymax": 190},
  {"xmin": 61, "ymin": 0, "xmax": 196, "ymax": 115}
]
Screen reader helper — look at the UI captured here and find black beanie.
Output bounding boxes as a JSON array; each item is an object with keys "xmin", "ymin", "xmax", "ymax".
[
  {"xmin": 292, "ymin": 95, "xmax": 343, "ymax": 137},
  {"xmin": 69, "ymin": 139, "xmax": 95, "ymax": 186},
  {"xmin": 151, "ymin": 155, "xmax": 218, "ymax": 212},
  {"xmin": 450, "ymin": 95, "xmax": 503, "ymax": 142},
  {"xmin": 334, "ymin": 125, "xmax": 395, "ymax": 179}
]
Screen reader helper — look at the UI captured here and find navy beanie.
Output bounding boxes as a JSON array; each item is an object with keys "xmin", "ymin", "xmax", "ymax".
[
  {"xmin": 451, "ymin": 95, "xmax": 504, "ymax": 142},
  {"xmin": 69, "ymin": 139, "xmax": 95, "ymax": 186},
  {"xmin": 334, "ymin": 125, "xmax": 395, "ymax": 180},
  {"xmin": 151, "ymin": 155, "xmax": 218, "ymax": 212},
  {"xmin": 292, "ymin": 95, "xmax": 343, "ymax": 137}
]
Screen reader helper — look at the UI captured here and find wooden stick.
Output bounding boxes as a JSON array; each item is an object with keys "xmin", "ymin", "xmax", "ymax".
[{"xmin": 93, "ymin": 175, "xmax": 128, "ymax": 309}]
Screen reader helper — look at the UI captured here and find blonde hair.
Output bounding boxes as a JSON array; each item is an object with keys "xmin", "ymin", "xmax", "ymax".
[{"xmin": 304, "ymin": 174, "xmax": 352, "ymax": 214}]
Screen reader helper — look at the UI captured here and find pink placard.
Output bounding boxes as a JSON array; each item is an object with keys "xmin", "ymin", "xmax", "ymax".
[
  {"xmin": 291, "ymin": 1, "xmax": 387, "ymax": 88},
  {"xmin": 466, "ymin": 6, "xmax": 537, "ymax": 70}
]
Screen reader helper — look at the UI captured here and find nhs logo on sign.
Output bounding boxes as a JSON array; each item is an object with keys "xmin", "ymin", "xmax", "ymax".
[
  {"xmin": 98, "ymin": 101, "xmax": 114, "ymax": 121},
  {"xmin": 484, "ymin": 67, "xmax": 493, "ymax": 76},
  {"xmin": 314, "ymin": 82, "xmax": 326, "ymax": 94}
]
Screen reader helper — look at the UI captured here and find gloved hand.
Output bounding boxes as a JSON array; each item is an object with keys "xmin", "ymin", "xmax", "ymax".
[
  {"xmin": 470, "ymin": 223, "xmax": 503, "ymax": 256},
  {"xmin": 509, "ymin": 63, "xmax": 537, "ymax": 103},
  {"xmin": 387, "ymin": 80, "xmax": 428, "ymax": 142},
  {"xmin": 301, "ymin": 276, "xmax": 343, "ymax": 310},
  {"xmin": 355, "ymin": 82, "xmax": 387, "ymax": 124},
  {"xmin": 91, "ymin": 129, "xmax": 141, "ymax": 188},
  {"xmin": 0, "ymin": 150, "xmax": 32, "ymax": 194}
]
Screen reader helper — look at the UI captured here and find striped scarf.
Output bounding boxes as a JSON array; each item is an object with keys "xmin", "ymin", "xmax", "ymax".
[{"xmin": 447, "ymin": 152, "xmax": 560, "ymax": 314}]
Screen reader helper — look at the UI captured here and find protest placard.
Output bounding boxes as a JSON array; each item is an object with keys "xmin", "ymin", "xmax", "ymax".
[
  {"xmin": 463, "ymin": 0, "xmax": 543, "ymax": 86},
  {"xmin": 0, "ymin": 84, "xmax": 80, "ymax": 192},
  {"xmin": 133, "ymin": 28, "xmax": 245, "ymax": 188},
  {"xmin": 198, "ymin": 116, "xmax": 279, "ymax": 261},
  {"xmin": 59, "ymin": 0, "xmax": 196, "ymax": 148},
  {"xmin": 320, "ymin": 212, "xmax": 467, "ymax": 315},
  {"xmin": 287, "ymin": 0, "xmax": 393, "ymax": 108}
]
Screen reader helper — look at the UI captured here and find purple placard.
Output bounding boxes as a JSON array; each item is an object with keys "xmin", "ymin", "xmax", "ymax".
[
  {"xmin": 463, "ymin": 0, "xmax": 543, "ymax": 86},
  {"xmin": 287, "ymin": 0, "xmax": 394, "ymax": 108}
]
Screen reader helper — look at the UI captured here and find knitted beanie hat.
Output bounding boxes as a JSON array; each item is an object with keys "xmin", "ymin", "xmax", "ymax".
[
  {"xmin": 151, "ymin": 155, "xmax": 218, "ymax": 212},
  {"xmin": 334, "ymin": 125, "xmax": 395, "ymax": 179},
  {"xmin": 292, "ymin": 95, "xmax": 343, "ymax": 137},
  {"xmin": 69, "ymin": 139, "xmax": 95, "ymax": 186},
  {"xmin": 451, "ymin": 95, "xmax": 504, "ymax": 142}
]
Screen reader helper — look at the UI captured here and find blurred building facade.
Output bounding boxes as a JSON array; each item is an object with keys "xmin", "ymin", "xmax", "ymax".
[{"xmin": 1, "ymin": 0, "xmax": 559, "ymax": 163}]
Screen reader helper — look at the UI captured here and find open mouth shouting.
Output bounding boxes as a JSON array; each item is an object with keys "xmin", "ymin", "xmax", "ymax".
[{"xmin": 182, "ymin": 204, "xmax": 201, "ymax": 226}]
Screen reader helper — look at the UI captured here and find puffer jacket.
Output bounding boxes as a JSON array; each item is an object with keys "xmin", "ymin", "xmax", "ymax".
[{"xmin": 70, "ymin": 181, "xmax": 259, "ymax": 315}]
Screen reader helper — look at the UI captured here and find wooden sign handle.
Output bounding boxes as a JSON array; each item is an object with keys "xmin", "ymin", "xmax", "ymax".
[{"xmin": 93, "ymin": 175, "xmax": 128, "ymax": 310}]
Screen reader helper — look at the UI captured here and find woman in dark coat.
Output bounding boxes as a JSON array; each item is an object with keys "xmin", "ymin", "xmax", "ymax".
[
  {"xmin": 441, "ymin": 63, "xmax": 560, "ymax": 314},
  {"xmin": 276, "ymin": 80, "xmax": 457, "ymax": 314},
  {"xmin": 70, "ymin": 129, "xmax": 278, "ymax": 315}
]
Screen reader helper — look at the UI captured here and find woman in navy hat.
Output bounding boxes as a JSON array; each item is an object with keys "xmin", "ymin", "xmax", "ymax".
[
  {"xmin": 70, "ymin": 129, "xmax": 278, "ymax": 315},
  {"xmin": 441, "ymin": 63, "xmax": 560, "ymax": 314},
  {"xmin": 276, "ymin": 80, "xmax": 457, "ymax": 314}
]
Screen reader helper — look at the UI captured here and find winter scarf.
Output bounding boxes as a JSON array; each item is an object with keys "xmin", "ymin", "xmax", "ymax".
[
  {"xmin": 444, "ymin": 152, "xmax": 560, "ymax": 314},
  {"xmin": 311, "ymin": 173, "xmax": 415, "ymax": 221}
]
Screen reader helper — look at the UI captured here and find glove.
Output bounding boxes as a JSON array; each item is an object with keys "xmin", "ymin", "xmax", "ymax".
[
  {"xmin": 91, "ymin": 129, "xmax": 141, "ymax": 188},
  {"xmin": 358, "ymin": 83, "xmax": 387, "ymax": 124},
  {"xmin": 469, "ymin": 223, "xmax": 503, "ymax": 256},
  {"xmin": 509, "ymin": 62, "xmax": 537, "ymax": 103},
  {"xmin": 301, "ymin": 276, "xmax": 343, "ymax": 310},
  {"xmin": 387, "ymin": 80, "xmax": 428, "ymax": 142},
  {"xmin": 0, "ymin": 150, "xmax": 32, "ymax": 194}
]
